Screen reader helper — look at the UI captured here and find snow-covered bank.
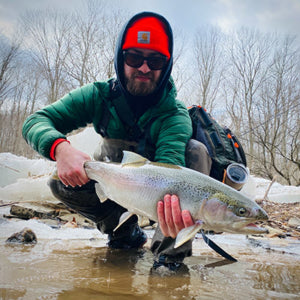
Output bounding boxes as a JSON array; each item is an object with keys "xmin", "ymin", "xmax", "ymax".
[
  {"xmin": 0, "ymin": 127, "xmax": 100, "ymax": 188},
  {"xmin": 254, "ymin": 177, "xmax": 300, "ymax": 203},
  {"xmin": 0, "ymin": 152, "xmax": 55, "ymax": 188}
]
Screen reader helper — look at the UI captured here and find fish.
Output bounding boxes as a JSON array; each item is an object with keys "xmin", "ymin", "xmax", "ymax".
[{"xmin": 84, "ymin": 151, "xmax": 268, "ymax": 248}]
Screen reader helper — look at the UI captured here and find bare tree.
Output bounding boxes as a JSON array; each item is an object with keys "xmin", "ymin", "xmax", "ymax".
[
  {"xmin": 170, "ymin": 28, "xmax": 192, "ymax": 102},
  {"xmin": 64, "ymin": 2, "xmax": 129, "ymax": 87},
  {"xmin": 0, "ymin": 58, "xmax": 41, "ymax": 157},
  {"xmin": 224, "ymin": 28, "xmax": 274, "ymax": 166},
  {"xmin": 20, "ymin": 9, "xmax": 72, "ymax": 104},
  {"xmin": 99, "ymin": 8, "xmax": 129, "ymax": 80},
  {"xmin": 252, "ymin": 36, "xmax": 300, "ymax": 185},
  {"xmin": 0, "ymin": 34, "xmax": 20, "ymax": 107},
  {"xmin": 191, "ymin": 26, "xmax": 225, "ymax": 112},
  {"xmin": 63, "ymin": 1, "xmax": 107, "ymax": 86}
]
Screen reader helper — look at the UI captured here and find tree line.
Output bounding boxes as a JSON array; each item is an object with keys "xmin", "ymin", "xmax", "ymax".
[{"xmin": 0, "ymin": 1, "xmax": 299, "ymax": 185}]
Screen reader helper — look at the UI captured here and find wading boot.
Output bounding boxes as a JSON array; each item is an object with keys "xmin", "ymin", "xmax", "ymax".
[
  {"xmin": 107, "ymin": 223, "xmax": 147, "ymax": 250},
  {"xmin": 151, "ymin": 254, "xmax": 189, "ymax": 275}
]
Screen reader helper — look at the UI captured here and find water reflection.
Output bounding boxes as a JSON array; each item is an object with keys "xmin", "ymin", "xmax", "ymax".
[
  {"xmin": 1, "ymin": 240, "xmax": 299, "ymax": 300},
  {"xmin": 250, "ymin": 261, "xmax": 300, "ymax": 293}
]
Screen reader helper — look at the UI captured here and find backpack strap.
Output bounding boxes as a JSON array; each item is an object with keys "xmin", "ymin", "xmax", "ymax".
[
  {"xmin": 110, "ymin": 80, "xmax": 144, "ymax": 141},
  {"xmin": 97, "ymin": 79, "xmax": 155, "ymax": 159},
  {"xmin": 97, "ymin": 79, "xmax": 143, "ymax": 140},
  {"xmin": 97, "ymin": 80, "xmax": 113, "ymax": 138},
  {"xmin": 223, "ymin": 127, "xmax": 247, "ymax": 166},
  {"xmin": 98, "ymin": 102, "xmax": 110, "ymax": 138}
]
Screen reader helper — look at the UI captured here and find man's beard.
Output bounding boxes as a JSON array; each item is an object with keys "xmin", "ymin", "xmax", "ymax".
[{"xmin": 125, "ymin": 71, "xmax": 159, "ymax": 96}]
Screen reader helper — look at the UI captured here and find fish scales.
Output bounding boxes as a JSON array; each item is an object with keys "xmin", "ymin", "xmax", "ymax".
[
  {"xmin": 84, "ymin": 151, "xmax": 268, "ymax": 244},
  {"xmin": 86, "ymin": 159, "xmax": 214, "ymax": 221}
]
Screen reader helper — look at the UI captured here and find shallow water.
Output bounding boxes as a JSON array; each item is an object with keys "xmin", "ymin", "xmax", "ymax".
[{"xmin": 1, "ymin": 229, "xmax": 300, "ymax": 300}]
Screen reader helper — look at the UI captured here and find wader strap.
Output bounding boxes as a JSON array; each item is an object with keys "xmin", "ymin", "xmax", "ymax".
[
  {"xmin": 110, "ymin": 79, "xmax": 144, "ymax": 141},
  {"xmin": 98, "ymin": 102, "xmax": 110, "ymax": 138}
]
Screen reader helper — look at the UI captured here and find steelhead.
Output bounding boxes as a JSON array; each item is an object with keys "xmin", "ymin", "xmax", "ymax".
[{"xmin": 84, "ymin": 151, "xmax": 268, "ymax": 248}]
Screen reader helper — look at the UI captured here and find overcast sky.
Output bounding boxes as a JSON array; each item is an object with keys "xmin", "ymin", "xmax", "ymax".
[{"xmin": 0, "ymin": 0, "xmax": 300, "ymax": 39}]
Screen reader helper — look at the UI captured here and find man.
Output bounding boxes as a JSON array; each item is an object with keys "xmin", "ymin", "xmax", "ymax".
[{"xmin": 22, "ymin": 12, "xmax": 212, "ymax": 271}]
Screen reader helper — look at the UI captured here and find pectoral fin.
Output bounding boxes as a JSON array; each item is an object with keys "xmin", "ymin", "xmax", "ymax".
[
  {"xmin": 113, "ymin": 211, "xmax": 135, "ymax": 232},
  {"xmin": 174, "ymin": 222, "xmax": 203, "ymax": 249},
  {"xmin": 95, "ymin": 183, "xmax": 108, "ymax": 203}
]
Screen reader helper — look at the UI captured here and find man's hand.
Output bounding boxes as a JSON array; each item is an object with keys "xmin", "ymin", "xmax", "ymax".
[
  {"xmin": 55, "ymin": 141, "xmax": 91, "ymax": 187},
  {"xmin": 157, "ymin": 194, "xmax": 194, "ymax": 238}
]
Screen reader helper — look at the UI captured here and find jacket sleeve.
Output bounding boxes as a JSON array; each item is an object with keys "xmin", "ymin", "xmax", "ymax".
[
  {"xmin": 154, "ymin": 102, "xmax": 192, "ymax": 166},
  {"xmin": 22, "ymin": 83, "xmax": 105, "ymax": 160}
]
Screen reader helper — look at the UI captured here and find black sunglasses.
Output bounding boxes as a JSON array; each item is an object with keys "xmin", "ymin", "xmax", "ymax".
[{"xmin": 123, "ymin": 51, "xmax": 168, "ymax": 70}]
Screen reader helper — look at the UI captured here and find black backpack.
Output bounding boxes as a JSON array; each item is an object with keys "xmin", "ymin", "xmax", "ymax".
[{"xmin": 188, "ymin": 105, "xmax": 247, "ymax": 182}]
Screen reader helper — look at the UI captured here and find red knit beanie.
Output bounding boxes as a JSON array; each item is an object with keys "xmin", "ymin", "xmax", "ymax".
[{"xmin": 122, "ymin": 16, "xmax": 170, "ymax": 59}]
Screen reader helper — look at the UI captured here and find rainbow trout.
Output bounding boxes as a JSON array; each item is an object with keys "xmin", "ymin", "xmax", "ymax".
[{"xmin": 84, "ymin": 151, "xmax": 268, "ymax": 248}]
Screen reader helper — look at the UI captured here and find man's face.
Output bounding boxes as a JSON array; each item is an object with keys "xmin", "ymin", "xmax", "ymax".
[{"xmin": 124, "ymin": 48, "xmax": 164, "ymax": 96}]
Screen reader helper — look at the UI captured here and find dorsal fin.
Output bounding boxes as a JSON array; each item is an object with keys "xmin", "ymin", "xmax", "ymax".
[{"xmin": 121, "ymin": 151, "xmax": 148, "ymax": 165}]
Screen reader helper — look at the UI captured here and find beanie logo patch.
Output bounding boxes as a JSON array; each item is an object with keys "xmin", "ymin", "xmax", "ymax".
[{"xmin": 137, "ymin": 31, "xmax": 150, "ymax": 44}]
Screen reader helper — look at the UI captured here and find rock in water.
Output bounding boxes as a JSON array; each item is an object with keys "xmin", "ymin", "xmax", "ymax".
[{"xmin": 6, "ymin": 227, "xmax": 37, "ymax": 244}]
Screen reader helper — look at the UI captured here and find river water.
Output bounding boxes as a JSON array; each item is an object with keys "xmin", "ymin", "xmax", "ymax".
[{"xmin": 1, "ymin": 220, "xmax": 299, "ymax": 300}]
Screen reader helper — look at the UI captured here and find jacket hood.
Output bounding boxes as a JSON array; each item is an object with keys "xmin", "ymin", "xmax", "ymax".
[{"xmin": 114, "ymin": 11, "xmax": 174, "ymax": 109}]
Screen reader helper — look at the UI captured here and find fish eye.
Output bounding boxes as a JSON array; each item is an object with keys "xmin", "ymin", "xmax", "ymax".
[{"xmin": 238, "ymin": 207, "xmax": 246, "ymax": 216}]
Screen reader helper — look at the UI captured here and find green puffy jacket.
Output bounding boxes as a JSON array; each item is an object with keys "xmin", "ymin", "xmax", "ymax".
[{"xmin": 22, "ymin": 78, "xmax": 192, "ymax": 166}]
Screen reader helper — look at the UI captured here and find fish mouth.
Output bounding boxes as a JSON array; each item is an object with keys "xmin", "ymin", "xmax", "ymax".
[
  {"xmin": 234, "ymin": 219, "xmax": 268, "ymax": 234},
  {"xmin": 244, "ymin": 222, "xmax": 268, "ymax": 234},
  {"xmin": 202, "ymin": 217, "xmax": 268, "ymax": 235}
]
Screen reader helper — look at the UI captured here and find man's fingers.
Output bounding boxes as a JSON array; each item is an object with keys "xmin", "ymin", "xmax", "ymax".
[
  {"xmin": 157, "ymin": 200, "xmax": 169, "ymax": 237},
  {"xmin": 182, "ymin": 210, "xmax": 194, "ymax": 228},
  {"xmin": 171, "ymin": 195, "xmax": 185, "ymax": 233},
  {"xmin": 59, "ymin": 176, "xmax": 69, "ymax": 187},
  {"xmin": 58, "ymin": 165, "xmax": 90, "ymax": 187},
  {"xmin": 157, "ymin": 194, "xmax": 195, "ymax": 239},
  {"xmin": 163, "ymin": 194, "xmax": 177, "ymax": 238},
  {"xmin": 77, "ymin": 171, "xmax": 90, "ymax": 186}
]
